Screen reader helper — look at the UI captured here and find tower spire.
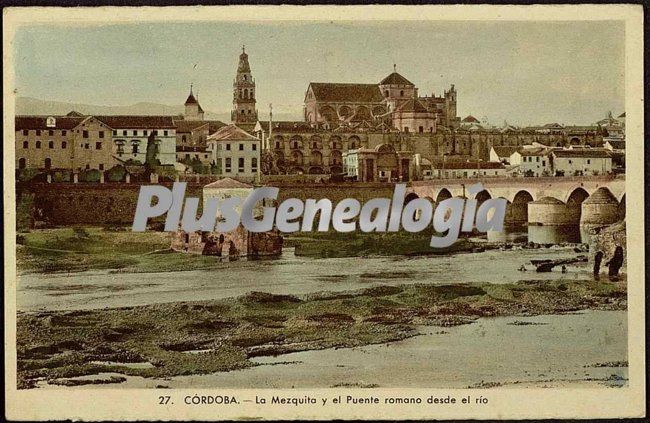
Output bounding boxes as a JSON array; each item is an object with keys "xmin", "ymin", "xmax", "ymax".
[
  {"xmin": 232, "ymin": 47, "xmax": 257, "ymax": 124},
  {"xmin": 393, "ymin": 63, "xmax": 397, "ymax": 73}
]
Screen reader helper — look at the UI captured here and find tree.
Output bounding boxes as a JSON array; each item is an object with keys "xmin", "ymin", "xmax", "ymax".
[{"xmin": 145, "ymin": 133, "xmax": 161, "ymax": 168}]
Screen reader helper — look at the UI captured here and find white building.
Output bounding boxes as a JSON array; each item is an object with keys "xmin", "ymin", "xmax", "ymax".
[
  {"xmin": 509, "ymin": 147, "xmax": 552, "ymax": 177},
  {"xmin": 550, "ymin": 148, "xmax": 612, "ymax": 176},
  {"xmin": 489, "ymin": 146, "xmax": 519, "ymax": 164},
  {"xmin": 430, "ymin": 159, "xmax": 506, "ymax": 179},
  {"xmin": 207, "ymin": 124, "xmax": 260, "ymax": 182},
  {"xmin": 100, "ymin": 116, "xmax": 177, "ymax": 165}
]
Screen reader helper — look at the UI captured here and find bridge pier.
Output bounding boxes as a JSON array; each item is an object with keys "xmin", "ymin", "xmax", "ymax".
[
  {"xmin": 528, "ymin": 197, "xmax": 579, "ymax": 226},
  {"xmin": 580, "ymin": 187, "xmax": 620, "ymax": 227}
]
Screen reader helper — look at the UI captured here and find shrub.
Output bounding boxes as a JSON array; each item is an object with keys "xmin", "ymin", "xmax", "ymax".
[
  {"xmin": 107, "ymin": 165, "xmax": 126, "ymax": 182},
  {"xmin": 81, "ymin": 169, "xmax": 101, "ymax": 182}
]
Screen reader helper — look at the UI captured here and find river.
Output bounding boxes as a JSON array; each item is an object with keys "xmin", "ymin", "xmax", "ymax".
[{"xmin": 18, "ymin": 244, "xmax": 591, "ymax": 312}]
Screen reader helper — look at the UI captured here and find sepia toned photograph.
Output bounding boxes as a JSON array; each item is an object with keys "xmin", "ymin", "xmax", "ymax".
[{"xmin": 3, "ymin": 4, "xmax": 645, "ymax": 421}]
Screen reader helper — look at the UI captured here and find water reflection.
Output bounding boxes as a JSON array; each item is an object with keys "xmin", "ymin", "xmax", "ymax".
[{"xmin": 488, "ymin": 225, "xmax": 589, "ymax": 244}]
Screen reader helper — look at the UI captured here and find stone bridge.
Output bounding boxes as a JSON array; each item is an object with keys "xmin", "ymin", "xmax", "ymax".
[{"xmin": 408, "ymin": 175, "xmax": 626, "ymax": 226}]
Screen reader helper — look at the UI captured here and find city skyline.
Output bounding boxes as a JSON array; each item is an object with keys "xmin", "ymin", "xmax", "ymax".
[{"xmin": 14, "ymin": 20, "xmax": 624, "ymax": 126}]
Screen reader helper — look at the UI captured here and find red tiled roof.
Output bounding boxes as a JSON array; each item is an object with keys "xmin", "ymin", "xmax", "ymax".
[
  {"xmin": 173, "ymin": 120, "xmax": 209, "ymax": 133},
  {"xmin": 552, "ymin": 149, "xmax": 611, "ymax": 158},
  {"xmin": 95, "ymin": 115, "xmax": 176, "ymax": 129},
  {"xmin": 15, "ymin": 116, "xmax": 85, "ymax": 130},
  {"xmin": 207, "ymin": 124, "xmax": 259, "ymax": 142},
  {"xmin": 204, "ymin": 177, "xmax": 253, "ymax": 189},
  {"xmin": 380, "ymin": 72, "xmax": 414, "ymax": 86},
  {"xmin": 308, "ymin": 83, "xmax": 384, "ymax": 103}
]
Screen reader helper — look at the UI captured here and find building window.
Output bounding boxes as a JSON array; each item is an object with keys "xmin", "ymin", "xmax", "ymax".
[
  {"xmin": 239, "ymin": 144, "xmax": 244, "ymax": 151},
  {"xmin": 44, "ymin": 158, "xmax": 52, "ymax": 169},
  {"xmin": 85, "ymin": 143, "xmax": 90, "ymax": 149},
  {"xmin": 36, "ymin": 130, "xmax": 41, "ymax": 136},
  {"xmin": 99, "ymin": 131, "xmax": 104, "ymax": 138},
  {"xmin": 23, "ymin": 141, "xmax": 28, "ymax": 149},
  {"xmin": 48, "ymin": 130, "xmax": 54, "ymax": 136},
  {"xmin": 62, "ymin": 141, "xmax": 67, "ymax": 149},
  {"xmin": 182, "ymin": 135, "xmax": 187, "ymax": 142},
  {"xmin": 99, "ymin": 164, "xmax": 104, "ymax": 170},
  {"xmin": 400, "ymin": 90, "xmax": 404, "ymax": 97},
  {"xmin": 36, "ymin": 141, "xmax": 41, "ymax": 149},
  {"xmin": 163, "ymin": 130, "xmax": 168, "ymax": 136},
  {"xmin": 83, "ymin": 130, "xmax": 89, "ymax": 138},
  {"xmin": 536, "ymin": 156, "xmax": 540, "ymax": 162},
  {"xmin": 225, "ymin": 157, "xmax": 231, "ymax": 172},
  {"xmin": 133, "ymin": 130, "xmax": 138, "ymax": 136},
  {"xmin": 96, "ymin": 142, "xmax": 102, "ymax": 150},
  {"xmin": 587, "ymin": 159, "xmax": 591, "ymax": 164},
  {"xmin": 18, "ymin": 158, "xmax": 26, "ymax": 169},
  {"xmin": 226, "ymin": 144, "xmax": 231, "ymax": 151},
  {"xmin": 113, "ymin": 130, "xmax": 117, "ymax": 136},
  {"xmin": 252, "ymin": 144, "xmax": 257, "ymax": 151},
  {"xmin": 85, "ymin": 164, "xmax": 90, "ymax": 170},
  {"xmin": 133, "ymin": 144, "xmax": 139, "ymax": 154},
  {"xmin": 123, "ymin": 130, "xmax": 127, "ymax": 136},
  {"xmin": 419, "ymin": 126, "xmax": 424, "ymax": 133},
  {"xmin": 48, "ymin": 141, "xmax": 54, "ymax": 149},
  {"xmin": 238, "ymin": 157, "xmax": 245, "ymax": 172},
  {"xmin": 153, "ymin": 130, "xmax": 158, "ymax": 136},
  {"xmin": 568, "ymin": 160, "xmax": 572, "ymax": 164},
  {"xmin": 144, "ymin": 130, "xmax": 148, "ymax": 135},
  {"xmin": 404, "ymin": 127, "xmax": 409, "ymax": 133},
  {"xmin": 252, "ymin": 157, "xmax": 258, "ymax": 172},
  {"xmin": 62, "ymin": 130, "xmax": 67, "ymax": 136},
  {"xmin": 22, "ymin": 130, "xmax": 28, "ymax": 136}
]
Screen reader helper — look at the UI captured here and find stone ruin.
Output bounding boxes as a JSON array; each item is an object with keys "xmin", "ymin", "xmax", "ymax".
[{"xmin": 171, "ymin": 225, "xmax": 283, "ymax": 259}]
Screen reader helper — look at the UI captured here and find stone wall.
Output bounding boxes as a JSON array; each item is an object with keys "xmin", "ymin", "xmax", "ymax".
[
  {"xmin": 26, "ymin": 182, "xmax": 204, "ymax": 227},
  {"xmin": 588, "ymin": 220, "xmax": 626, "ymax": 267}
]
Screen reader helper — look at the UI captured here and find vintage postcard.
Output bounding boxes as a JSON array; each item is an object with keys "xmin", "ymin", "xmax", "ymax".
[{"xmin": 3, "ymin": 4, "xmax": 645, "ymax": 420}]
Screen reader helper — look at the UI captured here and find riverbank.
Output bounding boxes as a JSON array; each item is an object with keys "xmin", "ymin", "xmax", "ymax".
[
  {"xmin": 17, "ymin": 278, "xmax": 626, "ymax": 389},
  {"xmin": 15, "ymin": 227, "xmax": 491, "ymax": 275}
]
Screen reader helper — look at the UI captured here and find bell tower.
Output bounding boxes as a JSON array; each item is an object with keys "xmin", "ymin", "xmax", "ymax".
[{"xmin": 232, "ymin": 46, "xmax": 258, "ymax": 125}]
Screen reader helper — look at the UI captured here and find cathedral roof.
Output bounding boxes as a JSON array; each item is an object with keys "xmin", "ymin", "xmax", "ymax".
[
  {"xmin": 462, "ymin": 115, "xmax": 480, "ymax": 123},
  {"xmin": 308, "ymin": 83, "xmax": 384, "ymax": 103},
  {"xmin": 396, "ymin": 98, "xmax": 430, "ymax": 114},
  {"xmin": 380, "ymin": 72, "xmax": 414, "ymax": 86}
]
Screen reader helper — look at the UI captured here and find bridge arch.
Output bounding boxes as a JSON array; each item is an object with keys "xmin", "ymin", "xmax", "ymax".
[
  {"xmin": 436, "ymin": 188, "xmax": 452, "ymax": 203},
  {"xmin": 565, "ymin": 186, "xmax": 590, "ymax": 204},
  {"xmin": 507, "ymin": 190, "xmax": 535, "ymax": 225},
  {"xmin": 405, "ymin": 192, "xmax": 420, "ymax": 205},
  {"xmin": 566, "ymin": 187, "xmax": 590, "ymax": 224},
  {"xmin": 474, "ymin": 189, "xmax": 492, "ymax": 203}
]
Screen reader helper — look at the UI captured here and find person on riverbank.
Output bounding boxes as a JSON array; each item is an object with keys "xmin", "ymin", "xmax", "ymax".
[
  {"xmin": 605, "ymin": 246, "xmax": 624, "ymax": 281},
  {"xmin": 593, "ymin": 251, "xmax": 604, "ymax": 280}
]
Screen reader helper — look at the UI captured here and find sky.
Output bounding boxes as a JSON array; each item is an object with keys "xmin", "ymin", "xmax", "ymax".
[{"xmin": 13, "ymin": 20, "xmax": 625, "ymax": 125}]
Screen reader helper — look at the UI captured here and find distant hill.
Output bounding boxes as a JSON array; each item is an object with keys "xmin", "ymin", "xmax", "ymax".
[{"xmin": 15, "ymin": 97, "xmax": 300, "ymax": 122}]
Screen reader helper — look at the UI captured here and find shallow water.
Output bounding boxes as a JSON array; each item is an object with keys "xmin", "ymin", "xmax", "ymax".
[
  {"xmin": 18, "ymin": 247, "xmax": 591, "ymax": 312},
  {"xmin": 37, "ymin": 310, "xmax": 628, "ymax": 389}
]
